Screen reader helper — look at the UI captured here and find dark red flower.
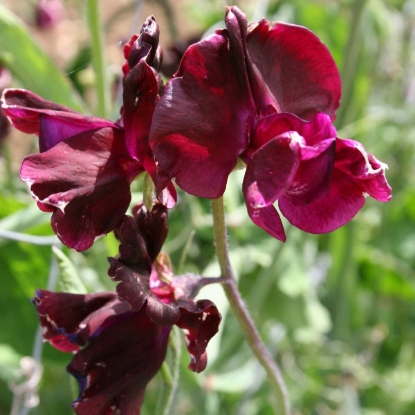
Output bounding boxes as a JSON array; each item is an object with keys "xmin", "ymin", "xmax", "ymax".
[
  {"xmin": 150, "ymin": 6, "xmax": 341, "ymax": 200},
  {"xmin": 1, "ymin": 89, "xmax": 143, "ymax": 251},
  {"xmin": 32, "ymin": 204, "xmax": 221, "ymax": 414},
  {"xmin": 0, "ymin": 15, "xmax": 176, "ymax": 250},
  {"xmin": 149, "ymin": 6, "xmax": 391, "ymax": 240}
]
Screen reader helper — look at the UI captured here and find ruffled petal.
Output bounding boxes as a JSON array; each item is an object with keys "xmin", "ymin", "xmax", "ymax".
[
  {"xmin": 69, "ymin": 309, "xmax": 170, "ymax": 415},
  {"xmin": 279, "ymin": 168, "xmax": 366, "ymax": 233},
  {"xmin": 108, "ymin": 257, "xmax": 180, "ymax": 326},
  {"xmin": 334, "ymin": 138, "xmax": 392, "ymax": 202},
  {"xmin": 176, "ymin": 299, "xmax": 221, "ymax": 373},
  {"xmin": 247, "ymin": 19, "xmax": 341, "ymax": 120},
  {"xmin": 33, "ymin": 290, "xmax": 120, "ymax": 350},
  {"xmin": 34, "ymin": 289, "xmax": 171, "ymax": 415},
  {"xmin": 1, "ymin": 89, "xmax": 115, "ymax": 151},
  {"xmin": 150, "ymin": 14, "xmax": 255, "ymax": 198},
  {"xmin": 20, "ymin": 126, "xmax": 141, "ymax": 251}
]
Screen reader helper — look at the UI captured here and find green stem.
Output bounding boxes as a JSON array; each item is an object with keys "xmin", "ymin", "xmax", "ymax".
[
  {"xmin": 336, "ymin": 0, "xmax": 368, "ymax": 128},
  {"xmin": 143, "ymin": 173, "xmax": 155, "ymax": 211},
  {"xmin": 211, "ymin": 197, "xmax": 290, "ymax": 415},
  {"xmin": 86, "ymin": 0, "xmax": 110, "ymax": 118}
]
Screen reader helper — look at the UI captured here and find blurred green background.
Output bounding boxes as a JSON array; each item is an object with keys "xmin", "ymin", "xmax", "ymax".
[{"xmin": 0, "ymin": 0, "xmax": 414, "ymax": 414}]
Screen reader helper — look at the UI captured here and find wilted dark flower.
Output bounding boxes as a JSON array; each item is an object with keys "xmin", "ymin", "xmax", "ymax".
[
  {"xmin": 33, "ymin": 203, "xmax": 221, "ymax": 414},
  {"xmin": 34, "ymin": 290, "xmax": 171, "ymax": 415},
  {"xmin": 149, "ymin": 6, "xmax": 391, "ymax": 240}
]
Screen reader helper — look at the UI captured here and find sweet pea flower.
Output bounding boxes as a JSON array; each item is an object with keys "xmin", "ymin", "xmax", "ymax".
[
  {"xmin": 33, "ymin": 203, "xmax": 221, "ymax": 414},
  {"xmin": 150, "ymin": 6, "xmax": 391, "ymax": 240},
  {"xmin": 1, "ymin": 88, "xmax": 143, "ymax": 251},
  {"xmin": 1, "ymin": 15, "xmax": 174, "ymax": 251}
]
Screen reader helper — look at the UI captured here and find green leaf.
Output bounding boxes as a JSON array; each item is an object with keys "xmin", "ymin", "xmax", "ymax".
[
  {"xmin": 52, "ymin": 246, "xmax": 87, "ymax": 294},
  {"xmin": 0, "ymin": 5, "xmax": 84, "ymax": 111}
]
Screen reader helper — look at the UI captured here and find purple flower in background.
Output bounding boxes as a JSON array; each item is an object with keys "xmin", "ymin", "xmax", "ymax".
[
  {"xmin": 149, "ymin": 6, "xmax": 391, "ymax": 240},
  {"xmin": 34, "ymin": 0, "xmax": 65, "ymax": 30}
]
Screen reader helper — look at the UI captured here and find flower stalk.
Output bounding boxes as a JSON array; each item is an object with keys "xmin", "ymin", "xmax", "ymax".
[{"xmin": 211, "ymin": 196, "xmax": 290, "ymax": 415}]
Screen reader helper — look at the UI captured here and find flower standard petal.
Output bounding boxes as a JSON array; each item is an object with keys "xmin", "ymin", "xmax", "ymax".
[
  {"xmin": 150, "ymin": 18, "xmax": 255, "ymax": 198},
  {"xmin": 246, "ymin": 19, "xmax": 341, "ymax": 121}
]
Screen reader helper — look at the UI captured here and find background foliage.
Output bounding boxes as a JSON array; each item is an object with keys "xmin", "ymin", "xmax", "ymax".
[{"xmin": 0, "ymin": 0, "xmax": 414, "ymax": 414}]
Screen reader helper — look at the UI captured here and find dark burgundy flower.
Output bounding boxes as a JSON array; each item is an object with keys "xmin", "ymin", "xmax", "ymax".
[
  {"xmin": 33, "ymin": 290, "xmax": 170, "ymax": 415},
  {"xmin": 149, "ymin": 6, "xmax": 391, "ymax": 240},
  {"xmin": 1, "ymin": 88, "xmax": 143, "ymax": 251},
  {"xmin": 0, "ymin": 15, "xmax": 175, "ymax": 251},
  {"xmin": 109, "ymin": 203, "xmax": 221, "ymax": 371},
  {"xmin": 150, "ymin": 6, "xmax": 341, "ymax": 199},
  {"xmin": 243, "ymin": 113, "xmax": 391, "ymax": 239},
  {"xmin": 32, "ymin": 205, "xmax": 221, "ymax": 413}
]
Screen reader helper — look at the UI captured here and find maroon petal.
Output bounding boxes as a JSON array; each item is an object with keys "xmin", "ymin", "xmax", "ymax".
[
  {"xmin": 123, "ymin": 15, "xmax": 162, "ymax": 72},
  {"xmin": 279, "ymin": 168, "xmax": 366, "ymax": 233},
  {"xmin": 1, "ymin": 89, "xmax": 114, "ymax": 151},
  {"xmin": 150, "ymin": 19, "xmax": 255, "ymax": 198},
  {"xmin": 33, "ymin": 290, "xmax": 120, "ymax": 351},
  {"xmin": 176, "ymin": 299, "xmax": 221, "ymax": 373},
  {"xmin": 333, "ymin": 138, "xmax": 392, "ymax": 202},
  {"xmin": 243, "ymin": 164, "xmax": 287, "ymax": 242},
  {"xmin": 279, "ymin": 138, "xmax": 392, "ymax": 233},
  {"xmin": 108, "ymin": 258, "xmax": 180, "ymax": 326},
  {"xmin": 113, "ymin": 215, "xmax": 153, "ymax": 276},
  {"xmin": 69, "ymin": 307, "xmax": 170, "ymax": 415},
  {"xmin": 20, "ymin": 126, "xmax": 142, "ymax": 251},
  {"xmin": 132, "ymin": 203, "xmax": 168, "ymax": 263},
  {"xmin": 113, "ymin": 204, "xmax": 168, "ymax": 275},
  {"xmin": 247, "ymin": 19, "xmax": 341, "ymax": 121},
  {"xmin": 34, "ymin": 289, "xmax": 171, "ymax": 415}
]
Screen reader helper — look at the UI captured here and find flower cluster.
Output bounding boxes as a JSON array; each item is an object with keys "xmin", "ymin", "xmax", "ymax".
[{"xmin": 1, "ymin": 5, "xmax": 391, "ymax": 415}]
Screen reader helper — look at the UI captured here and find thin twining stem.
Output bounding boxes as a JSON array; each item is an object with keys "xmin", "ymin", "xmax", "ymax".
[
  {"xmin": 211, "ymin": 196, "xmax": 290, "ymax": 415},
  {"xmin": 0, "ymin": 230, "xmax": 59, "ymax": 246}
]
